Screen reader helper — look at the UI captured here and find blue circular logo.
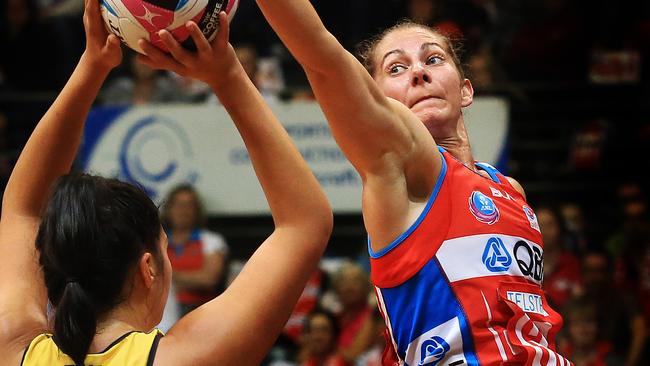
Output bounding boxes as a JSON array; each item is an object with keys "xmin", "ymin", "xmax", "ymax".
[
  {"xmin": 119, "ymin": 115, "xmax": 197, "ymax": 200},
  {"xmin": 469, "ymin": 191, "xmax": 500, "ymax": 225}
]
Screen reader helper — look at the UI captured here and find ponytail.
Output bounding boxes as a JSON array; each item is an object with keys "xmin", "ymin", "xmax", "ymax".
[
  {"xmin": 54, "ymin": 281, "xmax": 97, "ymax": 366},
  {"xmin": 36, "ymin": 173, "xmax": 163, "ymax": 365}
]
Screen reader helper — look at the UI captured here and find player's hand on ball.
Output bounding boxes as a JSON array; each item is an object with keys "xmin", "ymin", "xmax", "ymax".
[
  {"xmin": 82, "ymin": 0, "xmax": 122, "ymax": 70},
  {"xmin": 137, "ymin": 12, "xmax": 235, "ymax": 87}
]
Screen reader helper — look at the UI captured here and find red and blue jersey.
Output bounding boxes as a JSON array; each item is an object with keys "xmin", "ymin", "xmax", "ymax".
[{"xmin": 369, "ymin": 148, "xmax": 570, "ymax": 366}]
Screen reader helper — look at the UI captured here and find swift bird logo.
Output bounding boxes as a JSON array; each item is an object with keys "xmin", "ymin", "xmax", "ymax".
[{"xmin": 419, "ymin": 336, "xmax": 450, "ymax": 366}]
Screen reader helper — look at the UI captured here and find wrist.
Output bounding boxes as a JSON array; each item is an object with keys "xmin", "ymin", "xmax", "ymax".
[
  {"xmin": 79, "ymin": 52, "xmax": 114, "ymax": 76},
  {"xmin": 208, "ymin": 63, "xmax": 248, "ymax": 94}
]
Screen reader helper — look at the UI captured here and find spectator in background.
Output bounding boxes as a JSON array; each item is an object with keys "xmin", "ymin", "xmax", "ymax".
[
  {"xmin": 354, "ymin": 308, "xmax": 386, "ymax": 366},
  {"xmin": 536, "ymin": 205, "xmax": 582, "ymax": 309},
  {"xmin": 101, "ymin": 54, "xmax": 196, "ymax": 105},
  {"xmin": 236, "ymin": 43, "xmax": 285, "ymax": 102},
  {"xmin": 161, "ymin": 184, "xmax": 229, "ymax": 318},
  {"xmin": 268, "ymin": 268, "xmax": 330, "ymax": 364},
  {"xmin": 560, "ymin": 201, "xmax": 590, "ymax": 256},
  {"xmin": 566, "ymin": 249, "xmax": 647, "ymax": 366},
  {"xmin": 559, "ymin": 299, "xmax": 624, "ymax": 366},
  {"xmin": 299, "ymin": 309, "xmax": 349, "ymax": 366},
  {"xmin": 605, "ymin": 181, "xmax": 650, "ymax": 330},
  {"xmin": 332, "ymin": 262, "xmax": 376, "ymax": 364}
]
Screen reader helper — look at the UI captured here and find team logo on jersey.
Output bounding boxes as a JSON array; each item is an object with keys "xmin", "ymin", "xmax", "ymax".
[
  {"xmin": 419, "ymin": 336, "xmax": 450, "ymax": 366},
  {"xmin": 469, "ymin": 191, "xmax": 500, "ymax": 224},
  {"xmin": 405, "ymin": 317, "xmax": 466, "ymax": 366},
  {"xmin": 482, "ymin": 237, "xmax": 512, "ymax": 272},
  {"xmin": 522, "ymin": 206, "xmax": 540, "ymax": 232}
]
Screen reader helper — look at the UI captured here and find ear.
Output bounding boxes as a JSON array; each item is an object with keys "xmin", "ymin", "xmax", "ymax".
[
  {"xmin": 460, "ymin": 78, "xmax": 474, "ymax": 107},
  {"xmin": 138, "ymin": 252, "xmax": 157, "ymax": 289}
]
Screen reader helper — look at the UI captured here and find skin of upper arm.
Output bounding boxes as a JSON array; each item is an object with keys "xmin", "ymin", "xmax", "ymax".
[
  {"xmin": 154, "ymin": 226, "xmax": 328, "ymax": 366},
  {"xmin": 0, "ymin": 217, "xmax": 48, "ymax": 364}
]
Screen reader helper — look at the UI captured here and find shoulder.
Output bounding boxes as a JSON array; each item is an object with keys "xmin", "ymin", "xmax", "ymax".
[{"xmin": 505, "ymin": 176, "xmax": 526, "ymax": 199}]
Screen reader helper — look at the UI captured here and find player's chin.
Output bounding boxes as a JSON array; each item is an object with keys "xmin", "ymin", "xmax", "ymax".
[{"xmin": 412, "ymin": 105, "xmax": 450, "ymax": 125}]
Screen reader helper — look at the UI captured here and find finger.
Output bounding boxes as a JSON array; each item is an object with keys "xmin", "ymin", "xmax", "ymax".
[
  {"xmin": 85, "ymin": 0, "xmax": 104, "ymax": 39},
  {"xmin": 138, "ymin": 39, "xmax": 186, "ymax": 74},
  {"xmin": 158, "ymin": 29, "xmax": 192, "ymax": 64},
  {"xmin": 214, "ymin": 12, "xmax": 230, "ymax": 49},
  {"xmin": 104, "ymin": 33, "xmax": 121, "ymax": 51},
  {"xmin": 137, "ymin": 54, "xmax": 163, "ymax": 70},
  {"xmin": 186, "ymin": 21, "xmax": 211, "ymax": 54}
]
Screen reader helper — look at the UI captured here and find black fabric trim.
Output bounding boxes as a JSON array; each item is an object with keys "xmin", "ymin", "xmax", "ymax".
[
  {"xmin": 52, "ymin": 331, "xmax": 136, "ymax": 356},
  {"xmin": 97, "ymin": 331, "xmax": 137, "ymax": 354},
  {"xmin": 20, "ymin": 343, "xmax": 29, "ymax": 366},
  {"xmin": 146, "ymin": 332, "xmax": 164, "ymax": 366}
]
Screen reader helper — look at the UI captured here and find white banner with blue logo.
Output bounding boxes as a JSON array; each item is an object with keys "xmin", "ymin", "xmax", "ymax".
[{"xmin": 80, "ymin": 98, "xmax": 508, "ymax": 214}]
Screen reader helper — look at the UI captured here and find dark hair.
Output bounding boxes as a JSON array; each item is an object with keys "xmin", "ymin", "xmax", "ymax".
[
  {"xmin": 357, "ymin": 19, "xmax": 465, "ymax": 79},
  {"xmin": 160, "ymin": 183, "xmax": 206, "ymax": 229},
  {"xmin": 35, "ymin": 173, "xmax": 162, "ymax": 366}
]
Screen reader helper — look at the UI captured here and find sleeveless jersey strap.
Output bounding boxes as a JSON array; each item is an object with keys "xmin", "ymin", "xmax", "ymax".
[{"xmin": 474, "ymin": 162, "xmax": 502, "ymax": 184}]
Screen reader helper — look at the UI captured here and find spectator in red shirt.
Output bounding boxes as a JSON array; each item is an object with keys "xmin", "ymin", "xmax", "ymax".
[
  {"xmin": 536, "ymin": 205, "xmax": 582, "ymax": 309},
  {"xmin": 559, "ymin": 299, "xmax": 623, "ymax": 366}
]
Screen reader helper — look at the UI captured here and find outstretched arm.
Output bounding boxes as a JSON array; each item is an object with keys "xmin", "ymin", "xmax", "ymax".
[
  {"xmin": 0, "ymin": 0, "xmax": 122, "ymax": 360},
  {"xmin": 254, "ymin": 0, "xmax": 439, "ymax": 175},
  {"xmin": 139, "ymin": 14, "xmax": 333, "ymax": 366},
  {"xmin": 254, "ymin": 0, "xmax": 441, "ymax": 252}
]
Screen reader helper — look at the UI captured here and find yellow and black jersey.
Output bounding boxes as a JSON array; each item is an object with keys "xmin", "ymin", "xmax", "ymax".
[{"xmin": 21, "ymin": 329, "xmax": 163, "ymax": 366}]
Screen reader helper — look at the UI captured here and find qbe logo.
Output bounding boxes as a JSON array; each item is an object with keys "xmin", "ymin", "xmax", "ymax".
[{"xmin": 482, "ymin": 237, "xmax": 512, "ymax": 272}]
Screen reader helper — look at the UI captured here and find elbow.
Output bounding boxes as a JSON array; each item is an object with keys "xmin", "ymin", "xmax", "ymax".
[{"xmin": 305, "ymin": 202, "xmax": 334, "ymax": 253}]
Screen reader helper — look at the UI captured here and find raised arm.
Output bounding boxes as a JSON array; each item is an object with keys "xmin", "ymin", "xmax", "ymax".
[
  {"xmin": 0, "ymin": 0, "xmax": 122, "ymax": 360},
  {"xmin": 255, "ymin": 0, "xmax": 443, "ymax": 254},
  {"xmin": 137, "ymin": 14, "xmax": 333, "ymax": 366},
  {"xmin": 254, "ymin": 0, "xmax": 438, "ymax": 175}
]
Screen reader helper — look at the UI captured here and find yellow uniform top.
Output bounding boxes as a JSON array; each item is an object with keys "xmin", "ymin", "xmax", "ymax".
[{"xmin": 21, "ymin": 329, "xmax": 163, "ymax": 366}]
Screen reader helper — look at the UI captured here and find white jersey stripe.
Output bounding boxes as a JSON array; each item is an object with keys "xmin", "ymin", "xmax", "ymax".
[
  {"xmin": 481, "ymin": 291, "xmax": 508, "ymax": 362},
  {"xmin": 375, "ymin": 287, "xmax": 403, "ymax": 364},
  {"xmin": 437, "ymin": 234, "xmax": 543, "ymax": 284},
  {"xmin": 514, "ymin": 315, "xmax": 543, "ymax": 366}
]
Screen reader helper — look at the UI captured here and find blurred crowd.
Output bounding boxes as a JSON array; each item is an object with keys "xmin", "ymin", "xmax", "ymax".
[
  {"xmin": 2, "ymin": 0, "xmax": 650, "ymax": 365},
  {"xmin": 151, "ymin": 180, "xmax": 650, "ymax": 366},
  {"xmin": 1, "ymin": 0, "xmax": 649, "ymax": 95}
]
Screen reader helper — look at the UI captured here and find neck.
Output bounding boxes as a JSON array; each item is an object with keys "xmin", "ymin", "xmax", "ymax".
[
  {"xmin": 431, "ymin": 117, "xmax": 475, "ymax": 168},
  {"xmin": 91, "ymin": 301, "xmax": 150, "ymax": 352}
]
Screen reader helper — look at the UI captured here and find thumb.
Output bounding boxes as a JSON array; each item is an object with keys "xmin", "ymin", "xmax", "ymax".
[{"xmin": 105, "ymin": 34, "xmax": 121, "ymax": 52}]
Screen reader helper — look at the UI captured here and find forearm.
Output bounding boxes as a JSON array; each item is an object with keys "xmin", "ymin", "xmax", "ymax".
[
  {"xmin": 2, "ymin": 55, "xmax": 111, "ymax": 217},
  {"xmin": 209, "ymin": 62, "xmax": 331, "ymax": 229}
]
